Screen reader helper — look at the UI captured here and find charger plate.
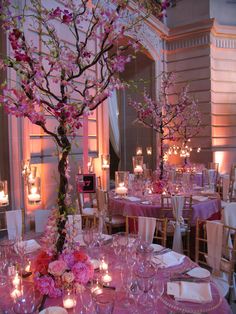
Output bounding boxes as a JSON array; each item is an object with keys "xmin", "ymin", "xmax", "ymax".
[{"xmin": 161, "ymin": 281, "xmax": 222, "ymax": 313}]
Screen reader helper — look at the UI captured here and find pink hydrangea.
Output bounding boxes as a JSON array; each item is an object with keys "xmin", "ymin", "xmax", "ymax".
[
  {"xmin": 34, "ymin": 275, "xmax": 62, "ymax": 298},
  {"xmin": 48, "ymin": 260, "xmax": 67, "ymax": 277},
  {"xmin": 72, "ymin": 261, "xmax": 94, "ymax": 285}
]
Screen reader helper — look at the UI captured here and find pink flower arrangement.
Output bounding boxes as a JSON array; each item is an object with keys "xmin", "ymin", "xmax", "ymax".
[{"xmin": 34, "ymin": 250, "xmax": 94, "ymax": 298}]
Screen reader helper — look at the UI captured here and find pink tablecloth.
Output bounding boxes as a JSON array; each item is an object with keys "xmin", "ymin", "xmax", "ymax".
[
  {"xmin": 109, "ymin": 196, "xmax": 221, "ymax": 226},
  {"xmin": 43, "ymin": 245, "xmax": 232, "ymax": 314}
]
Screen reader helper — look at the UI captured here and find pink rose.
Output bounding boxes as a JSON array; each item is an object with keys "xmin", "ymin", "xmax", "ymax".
[
  {"xmin": 62, "ymin": 271, "xmax": 75, "ymax": 284},
  {"xmin": 48, "ymin": 260, "xmax": 67, "ymax": 277}
]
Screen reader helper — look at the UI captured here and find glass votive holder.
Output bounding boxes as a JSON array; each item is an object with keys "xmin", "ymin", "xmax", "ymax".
[
  {"xmin": 136, "ymin": 146, "xmax": 143, "ymax": 156},
  {"xmin": 28, "ymin": 178, "xmax": 41, "ymax": 204},
  {"xmin": 132, "ymin": 156, "xmax": 144, "ymax": 175},
  {"xmin": 0, "ymin": 180, "xmax": 9, "ymax": 206},
  {"xmin": 63, "ymin": 288, "xmax": 77, "ymax": 310},
  {"xmin": 101, "ymin": 154, "xmax": 110, "ymax": 170},
  {"xmin": 92, "ymin": 288, "xmax": 115, "ymax": 314},
  {"xmin": 115, "ymin": 171, "xmax": 129, "ymax": 197},
  {"xmin": 146, "ymin": 146, "xmax": 152, "ymax": 155}
]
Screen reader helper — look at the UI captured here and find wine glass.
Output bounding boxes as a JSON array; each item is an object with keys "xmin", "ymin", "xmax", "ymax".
[
  {"xmin": 135, "ymin": 262, "xmax": 156, "ymax": 311},
  {"xmin": 83, "ymin": 227, "xmax": 94, "ymax": 255},
  {"xmin": 78, "ymin": 287, "xmax": 93, "ymax": 314}
]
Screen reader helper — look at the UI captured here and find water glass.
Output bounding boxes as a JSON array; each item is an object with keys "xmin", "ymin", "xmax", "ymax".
[
  {"xmin": 93, "ymin": 288, "xmax": 115, "ymax": 314},
  {"xmin": 83, "ymin": 228, "xmax": 94, "ymax": 247},
  {"xmin": 13, "ymin": 282, "xmax": 36, "ymax": 314}
]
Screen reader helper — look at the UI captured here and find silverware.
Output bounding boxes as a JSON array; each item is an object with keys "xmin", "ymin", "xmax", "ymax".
[
  {"xmin": 169, "ymin": 277, "xmax": 208, "ymax": 283},
  {"xmin": 153, "ymin": 248, "xmax": 171, "ymax": 256}
]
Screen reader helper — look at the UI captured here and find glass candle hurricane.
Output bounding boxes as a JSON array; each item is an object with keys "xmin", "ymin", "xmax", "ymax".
[
  {"xmin": 132, "ymin": 156, "xmax": 144, "ymax": 175},
  {"xmin": 115, "ymin": 171, "xmax": 129, "ymax": 197},
  {"xmin": 101, "ymin": 154, "xmax": 110, "ymax": 170},
  {"xmin": 0, "ymin": 180, "xmax": 9, "ymax": 206}
]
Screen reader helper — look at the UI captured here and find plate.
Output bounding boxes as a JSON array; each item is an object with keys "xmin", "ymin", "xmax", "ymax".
[
  {"xmin": 39, "ymin": 306, "xmax": 68, "ymax": 314},
  {"xmin": 161, "ymin": 282, "xmax": 222, "ymax": 313},
  {"xmin": 187, "ymin": 267, "xmax": 210, "ymax": 279}
]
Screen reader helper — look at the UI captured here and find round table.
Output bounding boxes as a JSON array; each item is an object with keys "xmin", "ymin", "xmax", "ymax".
[{"xmin": 109, "ymin": 194, "xmax": 221, "ymax": 226}]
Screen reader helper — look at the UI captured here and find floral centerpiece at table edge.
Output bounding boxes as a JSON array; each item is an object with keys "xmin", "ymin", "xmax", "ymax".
[
  {"xmin": 33, "ymin": 207, "xmax": 94, "ymax": 298},
  {"xmin": 0, "ymin": 0, "xmax": 170, "ymax": 255}
]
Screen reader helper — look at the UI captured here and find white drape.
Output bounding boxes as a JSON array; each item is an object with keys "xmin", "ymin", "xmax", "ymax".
[
  {"xmin": 171, "ymin": 195, "xmax": 184, "ymax": 254},
  {"xmin": 108, "ymin": 91, "xmax": 120, "ymax": 157}
]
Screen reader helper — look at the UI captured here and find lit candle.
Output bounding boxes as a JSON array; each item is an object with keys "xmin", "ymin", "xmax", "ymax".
[
  {"xmin": 11, "ymin": 288, "xmax": 21, "ymax": 299},
  {"xmin": 115, "ymin": 183, "xmax": 128, "ymax": 196},
  {"xmin": 134, "ymin": 165, "xmax": 143, "ymax": 175},
  {"xmin": 63, "ymin": 298, "xmax": 76, "ymax": 309},
  {"xmin": 28, "ymin": 186, "xmax": 41, "ymax": 202},
  {"xmin": 12, "ymin": 273, "xmax": 20, "ymax": 287},
  {"xmin": 25, "ymin": 261, "xmax": 31, "ymax": 273},
  {"xmin": 0, "ymin": 191, "xmax": 9, "ymax": 205},
  {"xmin": 102, "ymin": 159, "xmax": 109, "ymax": 169},
  {"xmin": 102, "ymin": 271, "xmax": 112, "ymax": 284},
  {"xmin": 28, "ymin": 173, "xmax": 35, "ymax": 184},
  {"xmin": 100, "ymin": 260, "xmax": 108, "ymax": 271},
  {"xmin": 91, "ymin": 280, "xmax": 103, "ymax": 294}
]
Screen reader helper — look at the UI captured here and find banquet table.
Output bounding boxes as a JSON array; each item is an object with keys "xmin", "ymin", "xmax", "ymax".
[
  {"xmin": 109, "ymin": 194, "xmax": 221, "ymax": 226},
  {"xmin": 0, "ymin": 235, "xmax": 232, "ymax": 314}
]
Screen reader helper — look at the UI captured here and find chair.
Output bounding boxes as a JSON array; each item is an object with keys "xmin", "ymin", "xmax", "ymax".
[
  {"xmin": 77, "ymin": 192, "xmax": 98, "ymax": 216},
  {"xmin": 160, "ymin": 194, "xmax": 192, "ymax": 256},
  {"xmin": 195, "ymin": 219, "xmax": 236, "ymax": 298},
  {"xmin": 35, "ymin": 209, "xmax": 51, "ymax": 233},
  {"xmin": 98, "ymin": 189, "xmax": 125, "ymax": 234},
  {"xmin": 202, "ymin": 169, "xmax": 218, "ymax": 191},
  {"xmin": 6, "ymin": 209, "xmax": 25, "ymax": 240},
  {"xmin": 125, "ymin": 215, "xmax": 167, "ymax": 246}
]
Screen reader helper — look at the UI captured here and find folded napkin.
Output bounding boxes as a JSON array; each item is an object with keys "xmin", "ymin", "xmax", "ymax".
[
  {"xmin": 167, "ymin": 281, "xmax": 212, "ymax": 303},
  {"xmin": 153, "ymin": 251, "xmax": 185, "ymax": 267},
  {"xmin": 125, "ymin": 196, "xmax": 141, "ymax": 202},
  {"xmin": 192, "ymin": 195, "xmax": 208, "ymax": 202},
  {"xmin": 15, "ymin": 239, "xmax": 41, "ymax": 254}
]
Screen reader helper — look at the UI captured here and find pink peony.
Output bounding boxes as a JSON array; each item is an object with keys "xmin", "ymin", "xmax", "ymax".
[
  {"xmin": 72, "ymin": 261, "xmax": 94, "ymax": 285},
  {"xmin": 48, "ymin": 260, "xmax": 67, "ymax": 277}
]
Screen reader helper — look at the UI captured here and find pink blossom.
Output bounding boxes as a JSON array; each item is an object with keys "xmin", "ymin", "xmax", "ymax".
[
  {"xmin": 48, "ymin": 260, "xmax": 67, "ymax": 276},
  {"xmin": 72, "ymin": 261, "xmax": 94, "ymax": 285}
]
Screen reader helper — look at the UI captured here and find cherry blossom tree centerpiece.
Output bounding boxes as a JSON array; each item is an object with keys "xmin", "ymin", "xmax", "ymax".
[
  {"xmin": 130, "ymin": 72, "xmax": 201, "ymax": 179},
  {"xmin": 0, "ymin": 0, "xmax": 169, "ymax": 253}
]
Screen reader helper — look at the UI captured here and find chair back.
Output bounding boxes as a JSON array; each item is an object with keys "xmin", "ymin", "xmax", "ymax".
[
  {"xmin": 125, "ymin": 215, "xmax": 167, "ymax": 246},
  {"xmin": 35, "ymin": 209, "xmax": 51, "ymax": 233},
  {"xmin": 96, "ymin": 189, "xmax": 108, "ymax": 213},
  {"xmin": 195, "ymin": 219, "xmax": 236, "ymax": 286},
  {"xmin": 6, "ymin": 209, "xmax": 25, "ymax": 240}
]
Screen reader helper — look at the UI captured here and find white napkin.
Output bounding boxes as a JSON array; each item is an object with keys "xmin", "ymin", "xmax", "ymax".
[
  {"xmin": 206, "ymin": 220, "xmax": 223, "ymax": 271},
  {"xmin": 15, "ymin": 239, "xmax": 41, "ymax": 254},
  {"xmin": 192, "ymin": 195, "xmax": 208, "ymax": 202},
  {"xmin": 153, "ymin": 251, "xmax": 185, "ymax": 267},
  {"xmin": 138, "ymin": 216, "xmax": 156, "ymax": 244},
  {"xmin": 167, "ymin": 281, "xmax": 212, "ymax": 303},
  {"xmin": 125, "ymin": 196, "xmax": 141, "ymax": 202}
]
